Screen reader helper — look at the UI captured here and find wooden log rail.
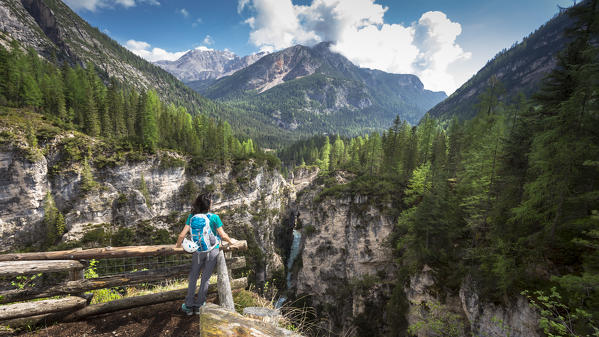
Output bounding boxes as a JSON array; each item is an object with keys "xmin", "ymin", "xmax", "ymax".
[
  {"xmin": 0, "ymin": 260, "xmax": 84, "ymax": 277},
  {"xmin": 0, "ymin": 243, "xmax": 249, "ymax": 323},
  {"xmin": 0, "ymin": 256, "xmax": 246, "ymax": 304},
  {"xmin": 0, "ymin": 296, "xmax": 87, "ymax": 321},
  {"xmin": 0, "ymin": 241, "xmax": 247, "ymax": 261}
]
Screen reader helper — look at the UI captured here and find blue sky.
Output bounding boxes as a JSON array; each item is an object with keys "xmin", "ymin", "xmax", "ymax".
[{"xmin": 65, "ymin": 0, "xmax": 573, "ymax": 94}]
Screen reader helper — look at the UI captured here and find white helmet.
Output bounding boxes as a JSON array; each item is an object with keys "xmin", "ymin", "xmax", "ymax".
[{"xmin": 182, "ymin": 238, "xmax": 198, "ymax": 253}]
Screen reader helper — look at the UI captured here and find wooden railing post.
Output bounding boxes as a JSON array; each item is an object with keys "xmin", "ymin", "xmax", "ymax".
[{"xmin": 216, "ymin": 250, "xmax": 235, "ymax": 312}]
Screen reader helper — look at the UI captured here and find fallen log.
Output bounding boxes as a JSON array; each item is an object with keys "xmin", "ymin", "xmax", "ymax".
[
  {"xmin": 0, "ymin": 260, "xmax": 84, "ymax": 277},
  {"xmin": 0, "ymin": 296, "xmax": 86, "ymax": 321},
  {"xmin": 0, "ymin": 241, "xmax": 247, "ymax": 261},
  {"xmin": 0, "ymin": 257, "xmax": 246, "ymax": 304},
  {"xmin": 63, "ymin": 277, "xmax": 247, "ymax": 321}
]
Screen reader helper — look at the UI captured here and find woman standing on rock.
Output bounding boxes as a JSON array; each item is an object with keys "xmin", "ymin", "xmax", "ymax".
[{"xmin": 175, "ymin": 194, "xmax": 237, "ymax": 315}]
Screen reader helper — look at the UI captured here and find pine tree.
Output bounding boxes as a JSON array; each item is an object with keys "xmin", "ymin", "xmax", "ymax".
[
  {"xmin": 55, "ymin": 212, "xmax": 66, "ymax": 239},
  {"xmin": 20, "ymin": 73, "xmax": 42, "ymax": 109},
  {"xmin": 80, "ymin": 157, "xmax": 97, "ymax": 192},
  {"xmin": 139, "ymin": 173, "xmax": 151, "ymax": 208},
  {"xmin": 329, "ymin": 135, "xmax": 345, "ymax": 171},
  {"xmin": 317, "ymin": 136, "xmax": 331, "ymax": 172},
  {"xmin": 137, "ymin": 90, "xmax": 159, "ymax": 152},
  {"xmin": 84, "ymin": 89, "xmax": 100, "ymax": 137}
]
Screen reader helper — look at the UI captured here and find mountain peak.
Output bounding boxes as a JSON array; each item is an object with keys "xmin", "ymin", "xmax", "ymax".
[
  {"xmin": 155, "ymin": 48, "xmax": 267, "ymax": 82},
  {"xmin": 195, "ymin": 42, "xmax": 446, "ymax": 130}
]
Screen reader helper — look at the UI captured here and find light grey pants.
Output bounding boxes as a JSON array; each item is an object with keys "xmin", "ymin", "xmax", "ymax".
[{"xmin": 185, "ymin": 248, "xmax": 219, "ymax": 307}]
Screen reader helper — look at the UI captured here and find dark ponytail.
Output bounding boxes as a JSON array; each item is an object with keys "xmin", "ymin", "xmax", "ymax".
[{"xmin": 192, "ymin": 194, "xmax": 211, "ymax": 214}]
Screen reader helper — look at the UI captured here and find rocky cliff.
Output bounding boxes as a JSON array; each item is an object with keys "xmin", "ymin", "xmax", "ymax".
[
  {"xmin": 287, "ymin": 173, "xmax": 397, "ymax": 335},
  {"xmin": 405, "ymin": 267, "xmax": 541, "ymax": 337},
  {"xmin": 0, "ymin": 126, "xmax": 291, "ymax": 281},
  {"xmin": 284, "ymin": 171, "xmax": 542, "ymax": 337}
]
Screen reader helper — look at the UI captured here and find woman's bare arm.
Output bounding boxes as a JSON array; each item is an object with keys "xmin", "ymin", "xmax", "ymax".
[
  {"xmin": 216, "ymin": 227, "xmax": 237, "ymax": 245},
  {"xmin": 175, "ymin": 225, "xmax": 190, "ymax": 248}
]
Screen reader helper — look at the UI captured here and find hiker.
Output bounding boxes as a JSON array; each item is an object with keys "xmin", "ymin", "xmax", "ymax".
[{"xmin": 175, "ymin": 193, "xmax": 237, "ymax": 315}]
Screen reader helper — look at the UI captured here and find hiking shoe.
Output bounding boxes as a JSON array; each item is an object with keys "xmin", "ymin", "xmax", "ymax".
[
  {"xmin": 194, "ymin": 302, "xmax": 206, "ymax": 315},
  {"xmin": 181, "ymin": 303, "xmax": 193, "ymax": 316}
]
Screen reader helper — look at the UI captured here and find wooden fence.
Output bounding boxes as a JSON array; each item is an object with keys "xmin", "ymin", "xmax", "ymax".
[{"xmin": 0, "ymin": 241, "xmax": 248, "ymax": 328}]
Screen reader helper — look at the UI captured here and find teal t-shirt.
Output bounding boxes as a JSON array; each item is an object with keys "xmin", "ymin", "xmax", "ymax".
[{"xmin": 185, "ymin": 213, "xmax": 223, "ymax": 250}]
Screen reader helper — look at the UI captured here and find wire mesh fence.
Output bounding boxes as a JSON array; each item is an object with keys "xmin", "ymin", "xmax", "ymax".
[{"xmin": 91, "ymin": 253, "xmax": 192, "ymax": 277}]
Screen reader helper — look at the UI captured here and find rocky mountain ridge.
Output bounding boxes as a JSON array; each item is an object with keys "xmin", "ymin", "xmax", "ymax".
[
  {"xmin": 194, "ymin": 42, "xmax": 446, "ymax": 133},
  {"xmin": 427, "ymin": 9, "xmax": 574, "ymax": 121},
  {"xmin": 155, "ymin": 48, "xmax": 268, "ymax": 83},
  {"xmin": 0, "ymin": 0, "xmax": 218, "ymax": 114}
]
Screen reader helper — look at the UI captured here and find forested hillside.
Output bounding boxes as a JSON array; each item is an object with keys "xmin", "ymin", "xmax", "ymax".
[
  {"xmin": 0, "ymin": 41, "xmax": 279, "ymax": 166},
  {"xmin": 427, "ymin": 6, "xmax": 574, "ymax": 121},
  {"xmin": 0, "ymin": 0, "xmax": 226, "ymax": 116},
  {"xmin": 282, "ymin": 1, "xmax": 599, "ymax": 334},
  {"xmin": 0, "ymin": 0, "xmax": 314, "ymax": 148}
]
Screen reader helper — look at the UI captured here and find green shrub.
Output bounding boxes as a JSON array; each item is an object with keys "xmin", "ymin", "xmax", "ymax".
[
  {"xmin": 159, "ymin": 155, "xmax": 186, "ymax": 169},
  {"xmin": 233, "ymin": 290, "xmax": 263, "ymax": 314},
  {"xmin": 139, "ymin": 173, "xmax": 151, "ymax": 208},
  {"xmin": 112, "ymin": 227, "xmax": 134, "ymax": 246},
  {"xmin": 180, "ymin": 180, "xmax": 199, "ymax": 204},
  {"xmin": 151, "ymin": 229, "xmax": 172, "ymax": 244},
  {"xmin": 81, "ymin": 227, "xmax": 108, "ymax": 246},
  {"xmin": 303, "ymin": 224, "xmax": 317, "ymax": 236}
]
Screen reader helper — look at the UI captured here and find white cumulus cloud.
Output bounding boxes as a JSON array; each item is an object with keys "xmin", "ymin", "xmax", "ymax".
[
  {"xmin": 125, "ymin": 40, "xmax": 188, "ymax": 62},
  {"xmin": 203, "ymin": 35, "xmax": 215, "ymax": 45},
  {"xmin": 192, "ymin": 18, "xmax": 203, "ymax": 28},
  {"xmin": 64, "ymin": 0, "xmax": 159, "ymax": 12},
  {"xmin": 239, "ymin": 0, "xmax": 471, "ymax": 93},
  {"xmin": 179, "ymin": 8, "xmax": 190, "ymax": 18}
]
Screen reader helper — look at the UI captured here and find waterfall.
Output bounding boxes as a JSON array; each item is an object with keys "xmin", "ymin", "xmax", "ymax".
[
  {"xmin": 286, "ymin": 229, "xmax": 302, "ymax": 287},
  {"xmin": 276, "ymin": 229, "xmax": 302, "ymax": 308}
]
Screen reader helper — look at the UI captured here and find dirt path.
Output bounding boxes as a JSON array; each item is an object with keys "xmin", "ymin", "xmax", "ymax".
[{"xmin": 4, "ymin": 300, "xmax": 200, "ymax": 337}]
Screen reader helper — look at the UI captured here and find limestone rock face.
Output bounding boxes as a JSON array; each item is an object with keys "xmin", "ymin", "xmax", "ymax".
[
  {"xmin": 0, "ymin": 139, "xmax": 292, "ymax": 281},
  {"xmin": 0, "ymin": 146, "xmax": 48, "ymax": 248},
  {"xmin": 0, "ymin": 0, "xmax": 55, "ymax": 53},
  {"xmin": 292, "ymin": 177, "xmax": 396, "ymax": 334},
  {"xmin": 459, "ymin": 277, "xmax": 541, "ymax": 337},
  {"xmin": 404, "ymin": 268, "xmax": 541, "ymax": 337},
  {"xmin": 200, "ymin": 303, "xmax": 301, "ymax": 337}
]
